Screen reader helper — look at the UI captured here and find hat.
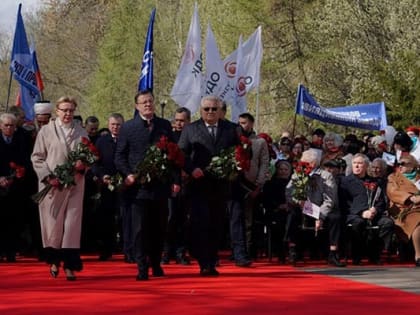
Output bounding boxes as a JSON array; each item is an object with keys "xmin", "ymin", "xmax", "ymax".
[
  {"xmin": 406, "ymin": 126, "xmax": 420, "ymax": 136},
  {"xmin": 370, "ymin": 135, "xmax": 386, "ymax": 147},
  {"xmin": 34, "ymin": 101, "xmax": 53, "ymax": 115}
]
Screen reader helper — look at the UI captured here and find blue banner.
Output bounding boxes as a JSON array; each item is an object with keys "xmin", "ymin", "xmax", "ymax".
[
  {"xmin": 9, "ymin": 4, "xmax": 40, "ymax": 121},
  {"xmin": 295, "ymin": 84, "xmax": 387, "ymax": 130},
  {"xmin": 138, "ymin": 8, "xmax": 155, "ymax": 92}
]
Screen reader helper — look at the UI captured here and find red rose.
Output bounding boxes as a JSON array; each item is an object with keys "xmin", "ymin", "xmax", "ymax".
[{"xmin": 81, "ymin": 137, "xmax": 90, "ymax": 145}]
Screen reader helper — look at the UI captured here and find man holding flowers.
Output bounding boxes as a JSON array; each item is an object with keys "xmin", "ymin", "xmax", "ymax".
[
  {"xmin": 178, "ymin": 95, "xmax": 240, "ymax": 276},
  {"xmin": 114, "ymin": 90, "xmax": 179, "ymax": 281}
]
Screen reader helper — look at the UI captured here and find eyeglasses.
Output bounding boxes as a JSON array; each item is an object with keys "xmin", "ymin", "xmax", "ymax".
[
  {"xmin": 57, "ymin": 108, "xmax": 75, "ymax": 114},
  {"xmin": 203, "ymin": 107, "xmax": 218, "ymax": 112},
  {"xmin": 398, "ymin": 162, "xmax": 411, "ymax": 167}
]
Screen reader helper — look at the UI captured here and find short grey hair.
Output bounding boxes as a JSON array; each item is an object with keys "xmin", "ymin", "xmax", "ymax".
[
  {"xmin": 0, "ymin": 113, "xmax": 17, "ymax": 124},
  {"xmin": 352, "ymin": 153, "xmax": 370, "ymax": 166},
  {"xmin": 200, "ymin": 95, "xmax": 222, "ymax": 108},
  {"xmin": 301, "ymin": 148, "xmax": 322, "ymax": 167}
]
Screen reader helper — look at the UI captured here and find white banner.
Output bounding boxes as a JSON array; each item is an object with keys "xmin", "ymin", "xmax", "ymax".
[
  {"xmin": 203, "ymin": 23, "xmax": 230, "ymax": 102},
  {"xmin": 170, "ymin": 3, "xmax": 202, "ymax": 114},
  {"xmin": 231, "ymin": 35, "xmax": 247, "ymax": 122}
]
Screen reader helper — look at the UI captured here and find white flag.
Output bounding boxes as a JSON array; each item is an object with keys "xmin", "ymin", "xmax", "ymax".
[
  {"xmin": 203, "ymin": 23, "xmax": 230, "ymax": 102},
  {"xmin": 231, "ymin": 35, "xmax": 247, "ymax": 122},
  {"xmin": 170, "ymin": 3, "xmax": 202, "ymax": 114},
  {"xmin": 223, "ymin": 26, "xmax": 263, "ymax": 96}
]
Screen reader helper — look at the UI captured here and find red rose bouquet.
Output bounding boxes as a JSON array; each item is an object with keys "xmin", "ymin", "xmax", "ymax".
[
  {"xmin": 206, "ymin": 135, "xmax": 252, "ymax": 180},
  {"xmin": 291, "ymin": 161, "xmax": 313, "ymax": 204},
  {"xmin": 135, "ymin": 135, "xmax": 185, "ymax": 184},
  {"xmin": 32, "ymin": 137, "xmax": 99, "ymax": 203},
  {"xmin": 0, "ymin": 162, "xmax": 26, "ymax": 196}
]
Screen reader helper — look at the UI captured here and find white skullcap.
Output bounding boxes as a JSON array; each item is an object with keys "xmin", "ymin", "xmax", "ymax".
[{"xmin": 34, "ymin": 101, "xmax": 53, "ymax": 115}]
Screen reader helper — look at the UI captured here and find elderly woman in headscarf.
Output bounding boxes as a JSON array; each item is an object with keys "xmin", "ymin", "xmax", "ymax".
[{"xmin": 387, "ymin": 154, "xmax": 420, "ymax": 267}]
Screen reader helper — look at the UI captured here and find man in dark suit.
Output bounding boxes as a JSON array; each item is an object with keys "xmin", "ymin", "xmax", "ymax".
[
  {"xmin": 0, "ymin": 113, "xmax": 33, "ymax": 262},
  {"xmin": 114, "ymin": 90, "xmax": 178, "ymax": 281},
  {"xmin": 91, "ymin": 113, "xmax": 124, "ymax": 261},
  {"xmin": 178, "ymin": 95, "xmax": 239, "ymax": 276}
]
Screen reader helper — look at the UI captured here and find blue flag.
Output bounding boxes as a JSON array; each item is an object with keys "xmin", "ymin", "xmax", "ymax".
[
  {"xmin": 138, "ymin": 8, "xmax": 155, "ymax": 92},
  {"xmin": 9, "ymin": 4, "xmax": 40, "ymax": 121},
  {"xmin": 295, "ymin": 84, "xmax": 387, "ymax": 130}
]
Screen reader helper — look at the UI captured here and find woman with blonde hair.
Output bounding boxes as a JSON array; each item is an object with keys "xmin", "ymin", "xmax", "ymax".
[{"xmin": 387, "ymin": 154, "xmax": 420, "ymax": 266}]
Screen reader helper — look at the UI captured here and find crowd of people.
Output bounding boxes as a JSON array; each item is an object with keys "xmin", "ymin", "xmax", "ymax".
[{"xmin": 1, "ymin": 93, "xmax": 419, "ymax": 282}]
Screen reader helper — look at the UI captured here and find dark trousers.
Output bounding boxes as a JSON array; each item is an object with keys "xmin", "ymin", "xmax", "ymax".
[
  {"xmin": 163, "ymin": 193, "xmax": 190, "ymax": 258},
  {"xmin": 132, "ymin": 198, "xmax": 168, "ymax": 271},
  {"xmin": 347, "ymin": 214, "xmax": 394, "ymax": 260},
  {"xmin": 190, "ymin": 180, "xmax": 227, "ymax": 270},
  {"xmin": 96, "ymin": 188, "xmax": 119, "ymax": 257},
  {"xmin": 45, "ymin": 247, "xmax": 83, "ymax": 271},
  {"xmin": 0, "ymin": 195, "xmax": 21, "ymax": 258},
  {"xmin": 120, "ymin": 193, "xmax": 134, "ymax": 259}
]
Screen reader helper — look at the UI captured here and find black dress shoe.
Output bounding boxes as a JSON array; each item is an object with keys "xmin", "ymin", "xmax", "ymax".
[
  {"xmin": 200, "ymin": 268, "xmax": 219, "ymax": 276},
  {"xmin": 288, "ymin": 247, "xmax": 297, "ymax": 266},
  {"xmin": 176, "ymin": 255, "xmax": 191, "ymax": 265},
  {"xmin": 415, "ymin": 258, "xmax": 420, "ymax": 267},
  {"xmin": 64, "ymin": 269, "xmax": 76, "ymax": 281},
  {"xmin": 235, "ymin": 259, "xmax": 252, "ymax": 267},
  {"xmin": 328, "ymin": 252, "xmax": 346, "ymax": 267},
  {"xmin": 152, "ymin": 266, "xmax": 165, "ymax": 277},
  {"xmin": 50, "ymin": 265, "xmax": 59, "ymax": 278},
  {"xmin": 136, "ymin": 273, "xmax": 149, "ymax": 281}
]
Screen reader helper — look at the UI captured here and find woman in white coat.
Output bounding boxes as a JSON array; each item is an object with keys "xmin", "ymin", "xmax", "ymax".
[{"xmin": 31, "ymin": 96, "xmax": 88, "ymax": 281}]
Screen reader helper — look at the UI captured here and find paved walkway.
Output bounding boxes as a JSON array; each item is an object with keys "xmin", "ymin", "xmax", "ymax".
[{"xmin": 304, "ymin": 266, "xmax": 420, "ymax": 294}]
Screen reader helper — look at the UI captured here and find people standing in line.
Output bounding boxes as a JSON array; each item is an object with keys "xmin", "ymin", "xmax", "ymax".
[
  {"xmin": 228, "ymin": 112, "xmax": 269, "ymax": 265},
  {"xmin": 178, "ymin": 95, "xmax": 239, "ymax": 276},
  {"xmin": 81, "ymin": 115, "xmax": 101, "ymax": 252},
  {"xmin": 33, "ymin": 101, "xmax": 53, "ymax": 131},
  {"xmin": 31, "ymin": 97, "xmax": 88, "ymax": 280},
  {"xmin": 114, "ymin": 90, "xmax": 177, "ymax": 281},
  {"xmin": 161, "ymin": 107, "xmax": 192, "ymax": 265},
  {"xmin": 0, "ymin": 113, "xmax": 33, "ymax": 262},
  {"xmin": 91, "ymin": 113, "xmax": 125, "ymax": 261}
]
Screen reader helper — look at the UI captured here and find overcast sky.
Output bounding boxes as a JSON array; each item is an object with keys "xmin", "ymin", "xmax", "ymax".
[{"xmin": 0, "ymin": 0, "xmax": 43, "ymax": 34}]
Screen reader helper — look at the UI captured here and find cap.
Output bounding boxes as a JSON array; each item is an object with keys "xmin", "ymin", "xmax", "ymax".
[
  {"xmin": 34, "ymin": 101, "xmax": 53, "ymax": 115},
  {"xmin": 370, "ymin": 135, "xmax": 386, "ymax": 147}
]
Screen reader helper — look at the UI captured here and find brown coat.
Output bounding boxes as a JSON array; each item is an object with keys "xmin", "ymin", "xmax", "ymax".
[
  {"xmin": 31, "ymin": 119, "xmax": 88, "ymax": 249},
  {"xmin": 386, "ymin": 171, "xmax": 420, "ymax": 240}
]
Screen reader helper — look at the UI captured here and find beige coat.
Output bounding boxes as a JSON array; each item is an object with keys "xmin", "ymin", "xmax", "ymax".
[
  {"xmin": 387, "ymin": 171, "xmax": 420, "ymax": 240},
  {"xmin": 31, "ymin": 119, "xmax": 88, "ymax": 249}
]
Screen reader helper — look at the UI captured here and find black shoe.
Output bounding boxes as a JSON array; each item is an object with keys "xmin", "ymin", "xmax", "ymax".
[
  {"xmin": 64, "ymin": 269, "xmax": 76, "ymax": 281},
  {"xmin": 328, "ymin": 252, "xmax": 346, "ymax": 267},
  {"xmin": 50, "ymin": 264, "xmax": 59, "ymax": 278},
  {"xmin": 136, "ymin": 273, "xmax": 149, "ymax": 281},
  {"xmin": 176, "ymin": 255, "xmax": 191, "ymax": 265},
  {"xmin": 160, "ymin": 254, "xmax": 170, "ymax": 265},
  {"xmin": 124, "ymin": 255, "xmax": 135, "ymax": 264},
  {"xmin": 152, "ymin": 266, "xmax": 165, "ymax": 277},
  {"xmin": 352, "ymin": 258, "xmax": 362, "ymax": 265},
  {"xmin": 235, "ymin": 259, "xmax": 252, "ymax": 267},
  {"xmin": 200, "ymin": 268, "xmax": 219, "ymax": 276},
  {"xmin": 415, "ymin": 258, "xmax": 420, "ymax": 267},
  {"xmin": 98, "ymin": 253, "xmax": 112, "ymax": 261},
  {"xmin": 288, "ymin": 247, "xmax": 297, "ymax": 266},
  {"xmin": 368, "ymin": 257, "xmax": 383, "ymax": 265}
]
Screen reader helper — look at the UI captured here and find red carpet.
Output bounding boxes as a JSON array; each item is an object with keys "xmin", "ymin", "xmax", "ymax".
[{"xmin": 0, "ymin": 255, "xmax": 418, "ymax": 315}]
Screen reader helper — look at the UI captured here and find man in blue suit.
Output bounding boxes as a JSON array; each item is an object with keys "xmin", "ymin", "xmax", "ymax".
[
  {"xmin": 178, "ymin": 96, "xmax": 239, "ymax": 276},
  {"xmin": 114, "ymin": 90, "xmax": 178, "ymax": 281}
]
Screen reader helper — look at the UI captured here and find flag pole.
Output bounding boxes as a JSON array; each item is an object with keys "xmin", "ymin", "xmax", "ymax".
[
  {"xmin": 255, "ymin": 87, "xmax": 260, "ymax": 133},
  {"xmin": 5, "ymin": 72, "xmax": 13, "ymax": 112}
]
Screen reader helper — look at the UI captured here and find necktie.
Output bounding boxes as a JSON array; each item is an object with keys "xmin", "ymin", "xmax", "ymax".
[
  {"xmin": 209, "ymin": 125, "xmax": 216, "ymax": 140},
  {"xmin": 5, "ymin": 137, "xmax": 11, "ymax": 144}
]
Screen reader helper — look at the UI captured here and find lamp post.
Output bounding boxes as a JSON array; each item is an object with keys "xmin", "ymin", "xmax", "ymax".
[{"xmin": 160, "ymin": 100, "xmax": 167, "ymax": 118}]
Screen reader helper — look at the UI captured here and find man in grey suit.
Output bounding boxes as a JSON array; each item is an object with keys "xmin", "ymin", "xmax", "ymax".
[
  {"xmin": 114, "ymin": 90, "xmax": 178, "ymax": 281},
  {"xmin": 178, "ymin": 95, "xmax": 239, "ymax": 276}
]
